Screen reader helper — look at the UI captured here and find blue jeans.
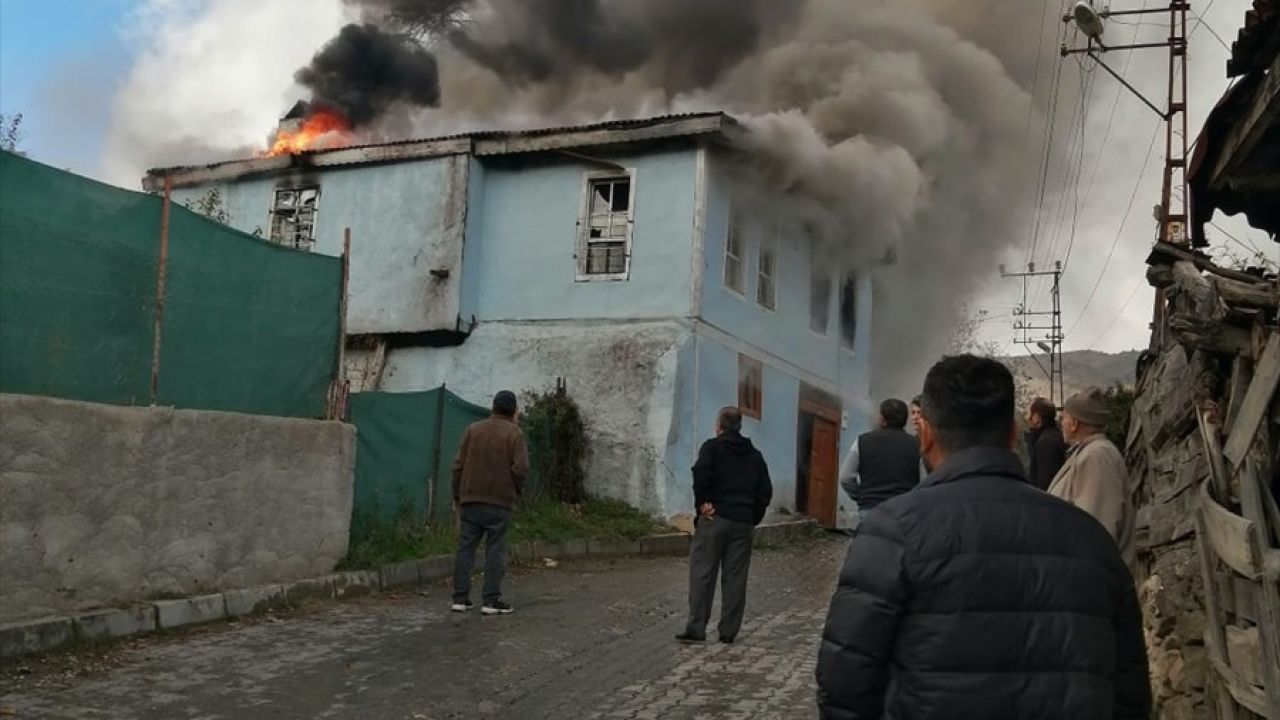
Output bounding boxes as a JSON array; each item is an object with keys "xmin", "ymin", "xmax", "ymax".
[{"xmin": 452, "ymin": 503, "xmax": 512, "ymax": 603}]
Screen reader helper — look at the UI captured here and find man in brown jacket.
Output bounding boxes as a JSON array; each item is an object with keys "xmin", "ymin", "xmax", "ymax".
[
  {"xmin": 1048, "ymin": 387, "xmax": 1135, "ymax": 570},
  {"xmin": 451, "ymin": 390, "xmax": 529, "ymax": 615}
]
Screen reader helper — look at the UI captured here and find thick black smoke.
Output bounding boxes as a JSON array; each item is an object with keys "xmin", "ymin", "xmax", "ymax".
[{"xmin": 295, "ymin": 23, "xmax": 441, "ymax": 126}]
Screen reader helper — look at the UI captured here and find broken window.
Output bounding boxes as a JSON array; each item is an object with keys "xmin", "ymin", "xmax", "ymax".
[
  {"xmin": 738, "ymin": 354, "xmax": 763, "ymax": 420},
  {"xmin": 756, "ymin": 226, "xmax": 777, "ymax": 310},
  {"xmin": 840, "ymin": 271, "xmax": 858, "ymax": 349},
  {"xmin": 810, "ymin": 251, "xmax": 831, "ymax": 335},
  {"xmin": 269, "ymin": 186, "xmax": 320, "ymax": 251},
  {"xmin": 580, "ymin": 175, "xmax": 632, "ymax": 278},
  {"xmin": 724, "ymin": 208, "xmax": 745, "ymax": 294}
]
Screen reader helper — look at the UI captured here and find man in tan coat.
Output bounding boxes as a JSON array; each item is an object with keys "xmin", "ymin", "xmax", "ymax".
[{"xmin": 1048, "ymin": 387, "xmax": 1135, "ymax": 570}]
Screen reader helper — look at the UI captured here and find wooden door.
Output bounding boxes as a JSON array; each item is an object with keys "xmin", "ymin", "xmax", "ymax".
[{"xmin": 808, "ymin": 417, "xmax": 840, "ymax": 528}]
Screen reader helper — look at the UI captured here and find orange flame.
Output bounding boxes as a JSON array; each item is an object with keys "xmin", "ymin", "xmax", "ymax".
[{"xmin": 265, "ymin": 108, "xmax": 355, "ymax": 157}]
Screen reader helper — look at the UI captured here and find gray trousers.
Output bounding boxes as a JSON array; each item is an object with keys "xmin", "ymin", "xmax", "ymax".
[
  {"xmin": 684, "ymin": 516, "xmax": 755, "ymax": 639},
  {"xmin": 452, "ymin": 502, "xmax": 512, "ymax": 603}
]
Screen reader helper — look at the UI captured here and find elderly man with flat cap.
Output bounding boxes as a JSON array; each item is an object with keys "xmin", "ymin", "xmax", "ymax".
[{"xmin": 1048, "ymin": 386, "xmax": 1135, "ymax": 570}]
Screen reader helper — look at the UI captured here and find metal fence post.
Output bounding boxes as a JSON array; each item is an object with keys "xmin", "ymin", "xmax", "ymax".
[{"xmin": 149, "ymin": 177, "xmax": 173, "ymax": 406}]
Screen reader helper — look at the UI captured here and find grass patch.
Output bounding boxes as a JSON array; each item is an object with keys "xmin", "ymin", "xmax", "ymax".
[
  {"xmin": 337, "ymin": 498, "xmax": 668, "ymax": 570},
  {"xmin": 512, "ymin": 497, "xmax": 667, "ymax": 544}
]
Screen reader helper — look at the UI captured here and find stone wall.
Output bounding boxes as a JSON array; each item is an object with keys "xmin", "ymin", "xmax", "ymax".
[
  {"xmin": 0, "ymin": 394, "xmax": 355, "ymax": 623},
  {"xmin": 1130, "ymin": 348, "xmax": 1213, "ymax": 719}
]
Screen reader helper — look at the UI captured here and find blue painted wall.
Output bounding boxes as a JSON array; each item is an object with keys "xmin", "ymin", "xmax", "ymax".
[
  {"xmin": 465, "ymin": 148, "xmax": 699, "ymax": 322},
  {"xmin": 171, "ymin": 156, "xmax": 468, "ymax": 335}
]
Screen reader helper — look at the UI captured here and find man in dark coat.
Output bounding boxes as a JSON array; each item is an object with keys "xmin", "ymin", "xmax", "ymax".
[
  {"xmin": 838, "ymin": 398, "xmax": 923, "ymax": 528},
  {"xmin": 816, "ymin": 355, "xmax": 1150, "ymax": 720},
  {"xmin": 1024, "ymin": 396, "xmax": 1068, "ymax": 490},
  {"xmin": 676, "ymin": 407, "xmax": 773, "ymax": 645}
]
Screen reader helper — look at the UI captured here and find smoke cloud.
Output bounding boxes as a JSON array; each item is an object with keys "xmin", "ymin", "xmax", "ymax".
[
  {"xmin": 296, "ymin": 23, "xmax": 441, "ymax": 125},
  {"xmin": 373, "ymin": 0, "xmax": 1034, "ymax": 397}
]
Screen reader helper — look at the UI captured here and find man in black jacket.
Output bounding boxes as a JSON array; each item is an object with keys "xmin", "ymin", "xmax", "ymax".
[
  {"xmin": 676, "ymin": 407, "xmax": 773, "ymax": 645},
  {"xmin": 1024, "ymin": 396, "xmax": 1067, "ymax": 490},
  {"xmin": 816, "ymin": 355, "xmax": 1150, "ymax": 720},
  {"xmin": 838, "ymin": 398, "xmax": 922, "ymax": 528}
]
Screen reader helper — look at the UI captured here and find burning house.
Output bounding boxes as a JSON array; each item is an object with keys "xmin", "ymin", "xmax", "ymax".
[{"xmin": 144, "ymin": 111, "xmax": 876, "ymax": 527}]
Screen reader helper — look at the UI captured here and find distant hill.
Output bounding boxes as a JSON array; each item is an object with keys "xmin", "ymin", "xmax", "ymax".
[{"xmin": 1000, "ymin": 349, "xmax": 1142, "ymax": 400}]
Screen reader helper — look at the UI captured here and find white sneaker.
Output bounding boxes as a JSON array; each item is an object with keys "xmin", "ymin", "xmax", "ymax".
[
  {"xmin": 450, "ymin": 600, "xmax": 474, "ymax": 613},
  {"xmin": 481, "ymin": 600, "xmax": 514, "ymax": 615}
]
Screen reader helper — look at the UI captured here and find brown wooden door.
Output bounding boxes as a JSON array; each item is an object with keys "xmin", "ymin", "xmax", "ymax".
[{"xmin": 808, "ymin": 417, "xmax": 840, "ymax": 528}]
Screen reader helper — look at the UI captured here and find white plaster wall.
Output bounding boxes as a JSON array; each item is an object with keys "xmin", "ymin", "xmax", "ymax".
[
  {"xmin": 378, "ymin": 320, "xmax": 690, "ymax": 516},
  {"xmin": 0, "ymin": 394, "xmax": 355, "ymax": 623}
]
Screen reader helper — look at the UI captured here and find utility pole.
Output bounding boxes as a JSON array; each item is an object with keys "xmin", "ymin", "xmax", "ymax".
[
  {"xmin": 1061, "ymin": 1, "xmax": 1192, "ymax": 347},
  {"xmin": 1001, "ymin": 262, "xmax": 1065, "ymax": 407}
]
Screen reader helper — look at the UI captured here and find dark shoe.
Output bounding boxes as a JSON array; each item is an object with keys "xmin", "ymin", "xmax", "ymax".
[
  {"xmin": 675, "ymin": 632, "xmax": 706, "ymax": 644},
  {"xmin": 481, "ymin": 600, "xmax": 514, "ymax": 615},
  {"xmin": 719, "ymin": 636, "xmax": 736, "ymax": 644},
  {"xmin": 450, "ymin": 599, "xmax": 474, "ymax": 613}
]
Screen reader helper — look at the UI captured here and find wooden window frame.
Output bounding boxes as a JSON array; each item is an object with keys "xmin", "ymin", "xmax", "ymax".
[{"xmin": 738, "ymin": 354, "xmax": 764, "ymax": 420}]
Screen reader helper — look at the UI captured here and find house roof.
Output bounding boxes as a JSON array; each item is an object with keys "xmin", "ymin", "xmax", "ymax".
[
  {"xmin": 1227, "ymin": 0, "xmax": 1279, "ymax": 77},
  {"xmin": 143, "ymin": 112, "xmax": 741, "ymax": 191}
]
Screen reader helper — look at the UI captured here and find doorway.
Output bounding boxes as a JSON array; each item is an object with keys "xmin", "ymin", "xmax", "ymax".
[{"xmin": 796, "ymin": 386, "xmax": 841, "ymax": 528}]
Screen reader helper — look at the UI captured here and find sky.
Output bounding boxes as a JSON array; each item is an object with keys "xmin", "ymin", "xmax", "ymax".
[{"xmin": 0, "ymin": 0, "xmax": 1273, "ymax": 358}]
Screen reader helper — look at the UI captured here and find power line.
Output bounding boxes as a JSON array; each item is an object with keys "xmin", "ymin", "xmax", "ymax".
[
  {"xmin": 1026, "ymin": 9, "xmax": 1072, "ymax": 266},
  {"xmin": 1086, "ymin": 278, "xmax": 1145, "ymax": 349},
  {"xmin": 1065, "ymin": 118, "xmax": 1162, "ymax": 338},
  {"xmin": 1210, "ymin": 220, "xmax": 1263, "ymax": 254}
]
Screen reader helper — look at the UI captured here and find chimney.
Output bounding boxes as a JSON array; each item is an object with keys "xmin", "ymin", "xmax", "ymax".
[{"xmin": 277, "ymin": 100, "xmax": 310, "ymax": 137}]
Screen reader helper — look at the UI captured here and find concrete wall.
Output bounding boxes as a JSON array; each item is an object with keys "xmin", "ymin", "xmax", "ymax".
[
  {"xmin": 379, "ymin": 321, "xmax": 689, "ymax": 515},
  {"xmin": 0, "ymin": 394, "xmax": 355, "ymax": 623},
  {"xmin": 464, "ymin": 148, "xmax": 699, "ymax": 322},
  {"xmin": 171, "ymin": 155, "xmax": 469, "ymax": 335}
]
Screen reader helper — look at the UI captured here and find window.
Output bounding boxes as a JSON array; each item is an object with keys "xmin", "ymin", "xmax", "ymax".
[
  {"xmin": 810, "ymin": 248, "xmax": 831, "ymax": 335},
  {"xmin": 724, "ymin": 209, "xmax": 745, "ymax": 294},
  {"xmin": 269, "ymin": 186, "xmax": 319, "ymax": 251},
  {"xmin": 840, "ymin": 272, "xmax": 858, "ymax": 349},
  {"xmin": 738, "ymin": 354, "xmax": 763, "ymax": 419},
  {"xmin": 756, "ymin": 226, "xmax": 777, "ymax": 310},
  {"xmin": 580, "ymin": 174, "xmax": 633, "ymax": 278}
]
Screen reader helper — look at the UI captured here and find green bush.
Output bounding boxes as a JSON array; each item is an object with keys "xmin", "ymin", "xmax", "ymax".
[{"xmin": 521, "ymin": 384, "xmax": 588, "ymax": 504}]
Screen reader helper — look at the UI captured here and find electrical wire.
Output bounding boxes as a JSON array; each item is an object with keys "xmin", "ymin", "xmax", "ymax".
[
  {"xmin": 1064, "ymin": 118, "xmax": 1162, "ymax": 338},
  {"xmin": 1085, "ymin": 278, "xmax": 1145, "ymax": 350}
]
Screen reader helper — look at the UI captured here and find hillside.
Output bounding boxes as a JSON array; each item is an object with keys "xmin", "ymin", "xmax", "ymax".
[{"xmin": 1000, "ymin": 349, "xmax": 1142, "ymax": 401}]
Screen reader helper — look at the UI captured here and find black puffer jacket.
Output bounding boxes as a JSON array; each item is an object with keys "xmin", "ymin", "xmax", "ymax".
[
  {"xmin": 816, "ymin": 447, "xmax": 1150, "ymax": 720},
  {"xmin": 692, "ymin": 432, "xmax": 773, "ymax": 525}
]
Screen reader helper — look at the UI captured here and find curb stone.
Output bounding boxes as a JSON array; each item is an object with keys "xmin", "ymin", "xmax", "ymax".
[
  {"xmin": 0, "ymin": 519, "xmax": 819, "ymax": 660},
  {"xmin": 154, "ymin": 594, "xmax": 227, "ymax": 630},
  {"xmin": 224, "ymin": 585, "xmax": 287, "ymax": 617},
  {"xmin": 0, "ymin": 617, "xmax": 74, "ymax": 659},
  {"xmin": 73, "ymin": 606, "xmax": 157, "ymax": 642}
]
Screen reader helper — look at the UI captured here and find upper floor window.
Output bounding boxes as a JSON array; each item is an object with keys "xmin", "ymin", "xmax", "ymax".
[
  {"xmin": 840, "ymin": 272, "xmax": 858, "ymax": 349},
  {"xmin": 810, "ymin": 255, "xmax": 831, "ymax": 335},
  {"xmin": 756, "ymin": 226, "xmax": 777, "ymax": 310},
  {"xmin": 579, "ymin": 173, "xmax": 633, "ymax": 279},
  {"xmin": 724, "ymin": 209, "xmax": 746, "ymax": 295},
  {"xmin": 269, "ymin": 186, "xmax": 319, "ymax": 251},
  {"xmin": 738, "ymin": 354, "xmax": 763, "ymax": 420}
]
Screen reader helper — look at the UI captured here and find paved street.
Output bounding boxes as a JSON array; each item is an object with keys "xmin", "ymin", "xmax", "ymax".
[{"xmin": 0, "ymin": 536, "xmax": 844, "ymax": 720}]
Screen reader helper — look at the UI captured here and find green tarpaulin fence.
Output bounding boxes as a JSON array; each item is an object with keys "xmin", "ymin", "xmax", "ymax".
[
  {"xmin": 348, "ymin": 388, "xmax": 490, "ymax": 540},
  {"xmin": 0, "ymin": 152, "xmax": 342, "ymax": 418}
]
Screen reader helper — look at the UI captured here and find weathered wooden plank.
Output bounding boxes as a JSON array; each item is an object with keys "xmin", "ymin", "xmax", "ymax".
[
  {"xmin": 1224, "ymin": 333, "xmax": 1280, "ymax": 466},
  {"xmin": 1200, "ymin": 480, "xmax": 1263, "ymax": 579},
  {"xmin": 1198, "ymin": 509, "xmax": 1236, "ymax": 691},
  {"xmin": 1237, "ymin": 449, "xmax": 1280, "ymax": 718},
  {"xmin": 1231, "ymin": 575, "xmax": 1258, "ymax": 624},
  {"xmin": 1211, "ymin": 648, "xmax": 1270, "ymax": 716},
  {"xmin": 1226, "ymin": 355, "xmax": 1255, "ymax": 437},
  {"xmin": 1226, "ymin": 623, "xmax": 1265, "ymax": 688},
  {"xmin": 1210, "ymin": 276, "xmax": 1280, "ymax": 312},
  {"xmin": 1200, "ymin": 406, "xmax": 1233, "ymax": 504},
  {"xmin": 1147, "ymin": 242, "xmax": 1272, "ymax": 285}
]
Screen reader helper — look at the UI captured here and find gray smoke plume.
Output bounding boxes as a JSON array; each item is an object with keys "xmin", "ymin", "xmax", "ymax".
[
  {"xmin": 315, "ymin": 0, "xmax": 1041, "ymax": 398},
  {"xmin": 295, "ymin": 22, "xmax": 442, "ymax": 126}
]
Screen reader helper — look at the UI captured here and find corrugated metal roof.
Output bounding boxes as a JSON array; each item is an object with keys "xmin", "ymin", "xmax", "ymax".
[{"xmin": 146, "ymin": 111, "xmax": 735, "ymax": 178}]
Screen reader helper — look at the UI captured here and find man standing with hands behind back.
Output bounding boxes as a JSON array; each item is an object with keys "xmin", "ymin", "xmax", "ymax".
[{"xmin": 677, "ymin": 407, "xmax": 773, "ymax": 645}]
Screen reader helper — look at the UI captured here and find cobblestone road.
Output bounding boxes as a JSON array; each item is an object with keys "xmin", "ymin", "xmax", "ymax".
[{"xmin": 0, "ymin": 537, "xmax": 844, "ymax": 720}]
